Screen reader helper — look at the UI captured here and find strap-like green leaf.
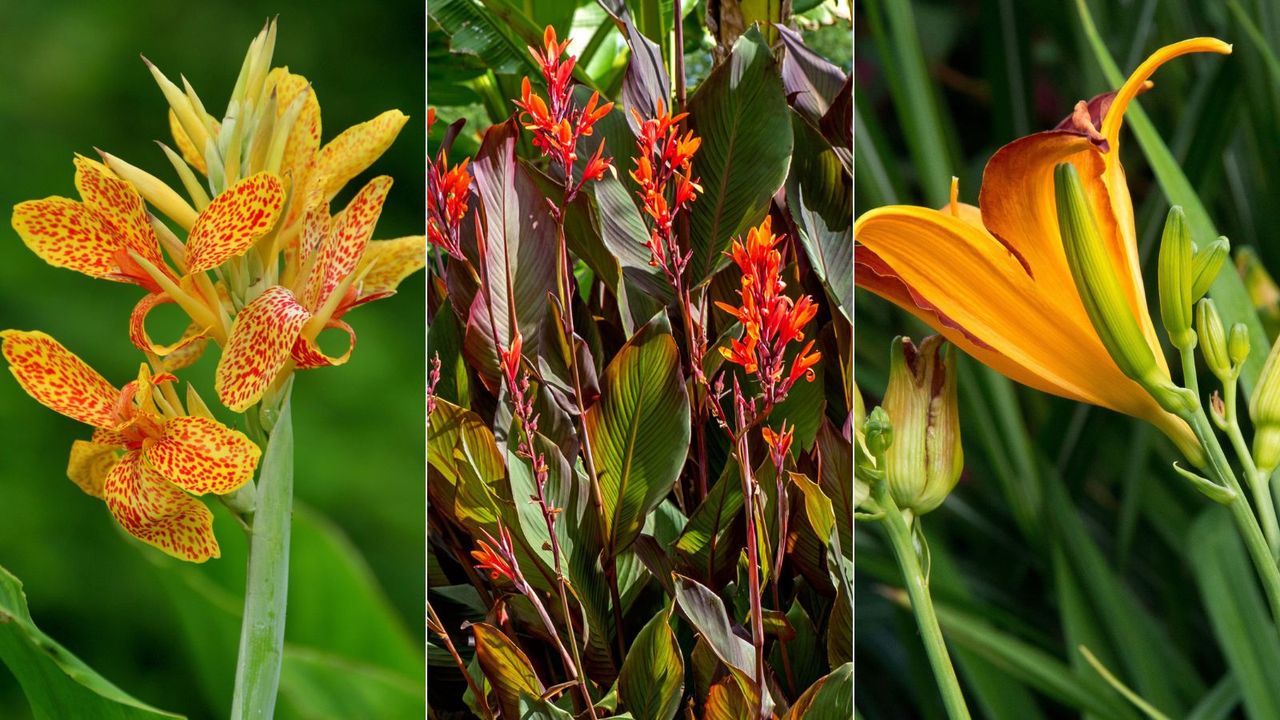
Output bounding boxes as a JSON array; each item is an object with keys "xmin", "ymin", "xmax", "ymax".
[{"xmin": 618, "ymin": 607, "xmax": 684, "ymax": 720}]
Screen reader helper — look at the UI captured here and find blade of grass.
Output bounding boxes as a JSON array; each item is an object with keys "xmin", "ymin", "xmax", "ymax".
[
  {"xmin": 1185, "ymin": 675, "xmax": 1241, "ymax": 720},
  {"xmin": 1078, "ymin": 645, "xmax": 1172, "ymax": 720},
  {"xmin": 862, "ymin": 0, "xmax": 957, "ymax": 206}
]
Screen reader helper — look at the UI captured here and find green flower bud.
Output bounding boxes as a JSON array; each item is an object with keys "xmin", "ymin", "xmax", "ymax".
[
  {"xmin": 863, "ymin": 406, "xmax": 892, "ymax": 460},
  {"xmin": 1191, "ymin": 236, "xmax": 1229, "ymax": 301},
  {"xmin": 882, "ymin": 336, "xmax": 962, "ymax": 515},
  {"xmin": 1196, "ymin": 298, "xmax": 1230, "ymax": 382},
  {"xmin": 1229, "ymin": 323, "xmax": 1250, "ymax": 368},
  {"xmin": 1251, "ymin": 336, "xmax": 1280, "ymax": 473},
  {"xmin": 1158, "ymin": 206, "xmax": 1196, "ymax": 350},
  {"xmin": 1055, "ymin": 163, "xmax": 1196, "ymax": 415}
]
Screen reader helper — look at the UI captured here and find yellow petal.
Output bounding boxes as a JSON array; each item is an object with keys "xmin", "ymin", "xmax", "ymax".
[
  {"xmin": 144, "ymin": 416, "xmax": 261, "ymax": 495},
  {"xmin": 356, "ymin": 235, "xmax": 426, "ymax": 301},
  {"xmin": 67, "ymin": 440, "xmax": 120, "ymax": 499},
  {"xmin": 73, "ymin": 156, "xmax": 168, "ymax": 271},
  {"xmin": 215, "ymin": 286, "xmax": 310, "ymax": 411},
  {"xmin": 103, "ymin": 450, "xmax": 219, "ymax": 562},
  {"xmin": 185, "ymin": 172, "xmax": 286, "ymax": 273},
  {"xmin": 170, "ymin": 109, "xmax": 210, "ymax": 175},
  {"xmin": 0, "ymin": 330, "xmax": 119, "ymax": 428},
  {"xmin": 11, "ymin": 197, "xmax": 125, "ymax": 279},
  {"xmin": 314, "ymin": 110, "xmax": 408, "ymax": 200},
  {"xmin": 267, "ymin": 68, "xmax": 321, "ymax": 184},
  {"xmin": 319, "ymin": 176, "xmax": 393, "ymax": 302}
]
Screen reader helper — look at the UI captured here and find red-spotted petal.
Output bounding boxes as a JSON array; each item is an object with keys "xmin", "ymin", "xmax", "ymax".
[
  {"xmin": 354, "ymin": 235, "xmax": 426, "ymax": 304},
  {"xmin": 185, "ymin": 172, "xmax": 286, "ymax": 273},
  {"xmin": 319, "ymin": 176, "xmax": 392, "ymax": 301},
  {"xmin": 314, "ymin": 110, "xmax": 408, "ymax": 199},
  {"xmin": 291, "ymin": 319, "xmax": 356, "ymax": 369},
  {"xmin": 215, "ymin": 286, "xmax": 310, "ymax": 411},
  {"xmin": 130, "ymin": 292, "xmax": 212, "ymax": 357},
  {"xmin": 267, "ymin": 68, "xmax": 322, "ymax": 186},
  {"xmin": 67, "ymin": 440, "xmax": 120, "ymax": 499},
  {"xmin": 144, "ymin": 416, "xmax": 260, "ymax": 495},
  {"xmin": 12, "ymin": 197, "xmax": 121, "ymax": 278},
  {"xmin": 1, "ymin": 330, "xmax": 120, "ymax": 428},
  {"xmin": 103, "ymin": 450, "xmax": 219, "ymax": 562},
  {"xmin": 73, "ymin": 156, "xmax": 167, "ymax": 271}
]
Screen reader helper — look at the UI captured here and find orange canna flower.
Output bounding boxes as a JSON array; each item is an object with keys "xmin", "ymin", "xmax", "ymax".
[
  {"xmin": 428, "ymin": 108, "xmax": 473, "ymax": 259},
  {"xmin": 631, "ymin": 101, "xmax": 703, "ymax": 284},
  {"xmin": 854, "ymin": 38, "xmax": 1232, "ymax": 458},
  {"xmin": 512, "ymin": 25, "xmax": 614, "ymax": 200},
  {"xmin": 470, "ymin": 526, "xmax": 520, "ymax": 585},
  {"xmin": 716, "ymin": 217, "xmax": 822, "ymax": 407},
  {"xmin": 1, "ymin": 330, "xmax": 260, "ymax": 562}
]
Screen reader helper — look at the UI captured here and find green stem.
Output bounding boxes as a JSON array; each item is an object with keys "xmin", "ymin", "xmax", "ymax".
[
  {"xmin": 877, "ymin": 488, "xmax": 971, "ymax": 720},
  {"xmin": 230, "ymin": 393, "xmax": 294, "ymax": 719},
  {"xmin": 1221, "ymin": 375, "xmax": 1280, "ymax": 558}
]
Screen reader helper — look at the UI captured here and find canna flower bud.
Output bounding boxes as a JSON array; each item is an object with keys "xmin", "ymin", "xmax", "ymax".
[
  {"xmin": 1055, "ymin": 163, "xmax": 1196, "ymax": 415},
  {"xmin": 881, "ymin": 336, "xmax": 962, "ymax": 515},
  {"xmin": 1158, "ymin": 206, "xmax": 1195, "ymax": 351},
  {"xmin": 1251, "ymin": 335, "xmax": 1280, "ymax": 473},
  {"xmin": 1191, "ymin": 236, "xmax": 1230, "ymax": 302},
  {"xmin": 1229, "ymin": 323, "xmax": 1250, "ymax": 368},
  {"xmin": 1197, "ymin": 299, "xmax": 1231, "ymax": 382}
]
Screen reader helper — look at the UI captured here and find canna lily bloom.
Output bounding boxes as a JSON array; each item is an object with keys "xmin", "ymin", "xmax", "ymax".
[
  {"xmin": 214, "ymin": 177, "xmax": 425, "ymax": 411},
  {"xmin": 427, "ymin": 108, "xmax": 472, "ymax": 259},
  {"xmin": 762, "ymin": 422, "xmax": 794, "ymax": 470},
  {"xmin": 12, "ymin": 156, "xmax": 286, "ymax": 363},
  {"xmin": 1, "ymin": 330, "xmax": 260, "ymax": 562},
  {"xmin": 855, "ymin": 38, "xmax": 1233, "ymax": 459},
  {"xmin": 513, "ymin": 25, "xmax": 614, "ymax": 199},
  {"xmin": 716, "ymin": 217, "xmax": 822, "ymax": 407},
  {"xmin": 631, "ymin": 101, "xmax": 703, "ymax": 284},
  {"xmin": 471, "ymin": 525, "xmax": 520, "ymax": 585}
]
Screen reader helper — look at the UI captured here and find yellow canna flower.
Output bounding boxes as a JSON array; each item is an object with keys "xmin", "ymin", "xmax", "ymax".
[
  {"xmin": 1, "ymin": 330, "xmax": 260, "ymax": 562},
  {"xmin": 855, "ymin": 38, "xmax": 1232, "ymax": 461}
]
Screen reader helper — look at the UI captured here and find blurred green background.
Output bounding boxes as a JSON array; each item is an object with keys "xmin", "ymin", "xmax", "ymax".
[
  {"xmin": 0, "ymin": 1, "xmax": 423, "ymax": 717},
  {"xmin": 857, "ymin": 1, "xmax": 1280, "ymax": 718}
]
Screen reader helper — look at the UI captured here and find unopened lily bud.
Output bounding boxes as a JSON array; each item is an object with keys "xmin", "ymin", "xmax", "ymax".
[
  {"xmin": 1055, "ymin": 163, "xmax": 1195, "ymax": 415},
  {"xmin": 1191, "ymin": 236, "xmax": 1229, "ymax": 301},
  {"xmin": 1229, "ymin": 323, "xmax": 1250, "ymax": 368},
  {"xmin": 1251, "ymin": 336, "xmax": 1280, "ymax": 473},
  {"xmin": 863, "ymin": 405, "xmax": 892, "ymax": 460},
  {"xmin": 1237, "ymin": 247, "xmax": 1280, "ymax": 339},
  {"xmin": 1197, "ymin": 299, "xmax": 1230, "ymax": 382},
  {"xmin": 881, "ymin": 336, "xmax": 962, "ymax": 515},
  {"xmin": 1158, "ymin": 206, "xmax": 1195, "ymax": 350}
]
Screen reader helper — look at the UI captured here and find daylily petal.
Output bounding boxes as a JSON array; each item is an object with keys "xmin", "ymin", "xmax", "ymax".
[
  {"xmin": 103, "ymin": 450, "xmax": 219, "ymax": 562},
  {"xmin": 291, "ymin": 319, "xmax": 356, "ymax": 369},
  {"xmin": 354, "ymin": 235, "xmax": 426, "ymax": 302},
  {"xmin": 854, "ymin": 206, "xmax": 1168, "ymax": 424},
  {"xmin": 313, "ymin": 109, "xmax": 408, "ymax": 200},
  {"xmin": 185, "ymin": 172, "xmax": 286, "ymax": 273},
  {"xmin": 73, "ymin": 156, "xmax": 168, "ymax": 272},
  {"xmin": 129, "ymin": 292, "xmax": 211, "ymax": 357},
  {"xmin": 215, "ymin": 286, "xmax": 310, "ymax": 411},
  {"xmin": 1, "ymin": 330, "xmax": 119, "ymax": 429},
  {"xmin": 144, "ymin": 416, "xmax": 260, "ymax": 495},
  {"xmin": 67, "ymin": 440, "xmax": 119, "ymax": 499}
]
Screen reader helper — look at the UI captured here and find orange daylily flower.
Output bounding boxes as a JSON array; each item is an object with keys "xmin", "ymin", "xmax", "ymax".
[
  {"xmin": 214, "ymin": 177, "xmax": 425, "ymax": 411},
  {"xmin": 855, "ymin": 38, "xmax": 1232, "ymax": 458},
  {"xmin": 1, "ymin": 330, "xmax": 260, "ymax": 562}
]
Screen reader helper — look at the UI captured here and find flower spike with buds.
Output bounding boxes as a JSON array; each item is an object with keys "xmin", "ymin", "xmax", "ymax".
[
  {"xmin": 716, "ymin": 217, "xmax": 822, "ymax": 408},
  {"xmin": 427, "ymin": 108, "xmax": 472, "ymax": 260},
  {"xmin": 513, "ymin": 25, "xmax": 614, "ymax": 201},
  {"xmin": 631, "ymin": 101, "xmax": 702, "ymax": 285}
]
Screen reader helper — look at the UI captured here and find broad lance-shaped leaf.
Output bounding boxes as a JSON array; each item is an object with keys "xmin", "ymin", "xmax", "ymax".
[
  {"xmin": 599, "ymin": 0, "xmax": 670, "ymax": 135},
  {"xmin": 618, "ymin": 607, "xmax": 684, "ymax": 720},
  {"xmin": 687, "ymin": 26, "xmax": 793, "ymax": 282},
  {"xmin": 464, "ymin": 118, "xmax": 556, "ymax": 391},
  {"xmin": 0, "ymin": 565, "xmax": 184, "ymax": 719},
  {"xmin": 427, "ymin": 398, "xmax": 503, "ymax": 533},
  {"xmin": 471, "ymin": 622, "xmax": 545, "ymax": 720},
  {"xmin": 673, "ymin": 574, "xmax": 771, "ymax": 714},
  {"xmin": 586, "ymin": 314, "xmax": 690, "ymax": 557},
  {"xmin": 776, "ymin": 24, "xmax": 848, "ymax": 131},
  {"xmin": 783, "ymin": 663, "xmax": 852, "ymax": 720}
]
